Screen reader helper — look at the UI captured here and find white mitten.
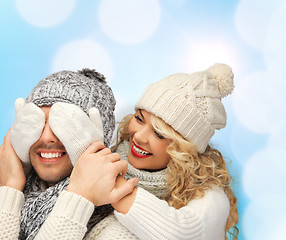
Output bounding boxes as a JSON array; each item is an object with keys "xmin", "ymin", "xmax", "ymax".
[
  {"xmin": 49, "ymin": 102, "xmax": 104, "ymax": 166},
  {"xmin": 10, "ymin": 98, "xmax": 46, "ymax": 166}
]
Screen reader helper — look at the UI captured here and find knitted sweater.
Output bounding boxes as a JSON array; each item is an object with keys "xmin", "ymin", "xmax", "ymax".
[
  {"xmin": 0, "ymin": 141, "xmax": 230, "ymax": 239},
  {"xmin": 0, "ymin": 186, "xmax": 229, "ymax": 240},
  {"xmin": 0, "ymin": 186, "xmax": 105, "ymax": 240},
  {"xmin": 112, "ymin": 141, "xmax": 230, "ymax": 239}
]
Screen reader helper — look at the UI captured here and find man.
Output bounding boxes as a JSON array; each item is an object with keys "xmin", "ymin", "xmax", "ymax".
[{"xmin": 0, "ymin": 69, "xmax": 135, "ymax": 239}]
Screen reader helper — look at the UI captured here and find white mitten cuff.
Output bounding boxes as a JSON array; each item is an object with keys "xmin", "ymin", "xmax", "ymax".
[
  {"xmin": 49, "ymin": 102, "xmax": 104, "ymax": 166},
  {"xmin": 10, "ymin": 98, "xmax": 46, "ymax": 164}
]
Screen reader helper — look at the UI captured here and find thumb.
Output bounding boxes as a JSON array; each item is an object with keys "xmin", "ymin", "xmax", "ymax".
[
  {"xmin": 110, "ymin": 178, "xmax": 138, "ymax": 202},
  {"xmin": 89, "ymin": 107, "xmax": 103, "ymax": 133},
  {"xmin": 127, "ymin": 178, "xmax": 139, "ymax": 187},
  {"xmin": 14, "ymin": 98, "xmax": 25, "ymax": 114}
]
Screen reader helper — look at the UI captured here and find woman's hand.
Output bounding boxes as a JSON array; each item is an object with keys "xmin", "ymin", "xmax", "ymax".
[
  {"xmin": 67, "ymin": 141, "xmax": 138, "ymax": 206},
  {"xmin": 0, "ymin": 130, "xmax": 26, "ymax": 191},
  {"xmin": 112, "ymin": 175, "xmax": 138, "ymax": 214}
]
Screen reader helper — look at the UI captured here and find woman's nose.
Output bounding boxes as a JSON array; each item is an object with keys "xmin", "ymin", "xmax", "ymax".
[{"xmin": 133, "ymin": 126, "xmax": 149, "ymax": 144}]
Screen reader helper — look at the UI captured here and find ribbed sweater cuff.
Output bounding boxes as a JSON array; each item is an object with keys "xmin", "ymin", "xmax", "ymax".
[
  {"xmin": 0, "ymin": 186, "xmax": 24, "ymax": 215},
  {"xmin": 51, "ymin": 190, "xmax": 94, "ymax": 226},
  {"xmin": 114, "ymin": 187, "xmax": 157, "ymax": 239},
  {"xmin": 114, "ymin": 187, "xmax": 203, "ymax": 239},
  {"xmin": 115, "ymin": 187, "xmax": 156, "ymax": 218}
]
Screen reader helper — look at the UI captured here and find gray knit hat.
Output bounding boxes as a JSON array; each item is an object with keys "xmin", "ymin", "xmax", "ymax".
[
  {"xmin": 135, "ymin": 63, "xmax": 234, "ymax": 153},
  {"xmin": 26, "ymin": 69, "xmax": 116, "ymax": 147}
]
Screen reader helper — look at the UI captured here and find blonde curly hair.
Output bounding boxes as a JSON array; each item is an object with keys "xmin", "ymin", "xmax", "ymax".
[{"xmin": 112, "ymin": 112, "xmax": 239, "ymax": 240}]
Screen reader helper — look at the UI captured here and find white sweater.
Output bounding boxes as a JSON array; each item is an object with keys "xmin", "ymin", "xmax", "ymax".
[
  {"xmin": 115, "ymin": 187, "xmax": 230, "ymax": 240},
  {"xmin": 0, "ymin": 185, "xmax": 229, "ymax": 239}
]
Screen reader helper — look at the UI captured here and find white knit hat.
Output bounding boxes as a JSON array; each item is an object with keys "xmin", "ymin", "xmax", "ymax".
[{"xmin": 135, "ymin": 63, "xmax": 234, "ymax": 153}]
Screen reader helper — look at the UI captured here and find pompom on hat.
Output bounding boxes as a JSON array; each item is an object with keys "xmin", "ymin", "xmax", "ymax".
[
  {"xmin": 135, "ymin": 63, "xmax": 234, "ymax": 153},
  {"xmin": 26, "ymin": 69, "xmax": 116, "ymax": 147}
]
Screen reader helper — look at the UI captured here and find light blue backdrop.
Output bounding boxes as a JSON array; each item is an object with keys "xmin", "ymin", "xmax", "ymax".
[{"xmin": 1, "ymin": 1, "xmax": 286, "ymax": 239}]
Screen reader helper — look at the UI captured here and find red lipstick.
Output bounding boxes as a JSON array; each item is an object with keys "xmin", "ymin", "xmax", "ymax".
[{"xmin": 131, "ymin": 141, "xmax": 152, "ymax": 159}]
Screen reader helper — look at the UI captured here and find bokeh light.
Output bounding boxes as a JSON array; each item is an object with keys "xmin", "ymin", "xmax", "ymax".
[
  {"xmin": 232, "ymin": 71, "xmax": 277, "ymax": 134},
  {"xmin": 183, "ymin": 39, "xmax": 239, "ymax": 71},
  {"xmin": 242, "ymin": 149, "xmax": 286, "ymax": 201},
  {"xmin": 234, "ymin": 0, "xmax": 282, "ymax": 50},
  {"xmin": 16, "ymin": 0, "xmax": 76, "ymax": 28},
  {"xmin": 98, "ymin": 0, "xmax": 161, "ymax": 44},
  {"xmin": 52, "ymin": 39, "xmax": 113, "ymax": 82}
]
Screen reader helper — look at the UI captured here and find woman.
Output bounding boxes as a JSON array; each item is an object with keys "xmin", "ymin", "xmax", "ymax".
[{"xmin": 84, "ymin": 63, "xmax": 238, "ymax": 239}]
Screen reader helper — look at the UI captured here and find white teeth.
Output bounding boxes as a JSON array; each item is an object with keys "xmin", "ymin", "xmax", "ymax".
[
  {"xmin": 40, "ymin": 152, "xmax": 62, "ymax": 159},
  {"xmin": 133, "ymin": 145, "xmax": 151, "ymax": 155}
]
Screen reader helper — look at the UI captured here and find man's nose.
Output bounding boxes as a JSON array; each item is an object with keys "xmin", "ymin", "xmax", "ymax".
[{"xmin": 39, "ymin": 121, "xmax": 59, "ymax": 144}]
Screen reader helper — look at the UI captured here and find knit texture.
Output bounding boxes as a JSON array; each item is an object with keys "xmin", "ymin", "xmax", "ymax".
[
  {"xmin": 0, "ymin": 186, "xmax": 117, "ymax": 240},
  {"xmin": 85, "ymin": 214, "xmax": 139, "ymax": 239},
  {"xmin": 49, "ymin": 102, "xmax": 104, "ymax": 166},
  {"xmin": 19, "ymin": 170, "xmax": 113, "ymax": 240},
  {"xmin": 115, "ymin": 186, "xmax": 229, "ymax": 240},
  {"xmin": 10, "ymin": 98, "xmax": 45, "ymax": 166},
  {"xmin": 117, "ymin": 140, "xmax": 168, "ymax": 199},
  {"xmin": 26, "ymin": 69, "xmax": 116, "ymax": 147},
  {"xmin": 89, "ymin": 141, "xmax": 230, "ymax": 239},
  {"xmin": 0, "ymin": 142, "xmax": 230, "ymax": 239},
  {"xmin": 135, "ymin": 63, "xmax": 234, "ymax": 153},
  {"xmin": 0, "ymin": 187, "xmax": 24, "ymax": 239},
  {"xmin": 24, "ymin": 140, "xmax": 168, "ymax": 239}
]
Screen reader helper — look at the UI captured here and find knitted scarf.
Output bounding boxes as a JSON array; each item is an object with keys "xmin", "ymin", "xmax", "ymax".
[
  {"xmin": 19, "ymin": 169, "xmax": 113, "ymax": 240},
  {"xmin": 116, "ymin": 140, "xmax": 168, "ymax": 199}
]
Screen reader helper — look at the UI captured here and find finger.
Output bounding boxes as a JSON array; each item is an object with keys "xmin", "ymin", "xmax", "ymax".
[
  {"xmin": 112, "ymin": 160, "xmax": 128, "ymax": 176},
  {"xmin": 119, "ymin": 160, "xmax": 128, "ymax": 176},
  {"xmin": 3, "ymin": 131, "xmax": 12, "ymax": 148},
  {"xmin": 109, "ymin": 178, "xmax": 138, "ymax": 202},
  {"xmin": 14, "ymin": 98, "xmax": 25, "ymax": 113},
  {"xmin": 85, "ymin": 141, "xmax": 105, "ymax": 154},
  {"xmin": 93, "ymin": 147, "xmax": 112, "ymax": 157},
  {"xmin": 89, "ymin": 107, "xmax": 103, "ymax": 131},
  {"xmin": 106, "ymin": 152, "xmax": 120, "ymax": 163}
]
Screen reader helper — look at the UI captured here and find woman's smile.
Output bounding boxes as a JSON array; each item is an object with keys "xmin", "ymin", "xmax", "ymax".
[
  {"xmin": 131, "ymin": 141, "xmax": 152, "ymax": 158},
  {"xmin": 128, "ymin": 109, "xmax": 170, "ymax": 170}
]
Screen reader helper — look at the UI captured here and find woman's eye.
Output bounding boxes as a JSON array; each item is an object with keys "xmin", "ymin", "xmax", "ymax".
[
  {"xmin": 135, "ymin": 115, "xmax": 143, "ymax": 122},
  {"xmin": 154, "ymin": 131, "xmax": 165, "ymax": 139}
]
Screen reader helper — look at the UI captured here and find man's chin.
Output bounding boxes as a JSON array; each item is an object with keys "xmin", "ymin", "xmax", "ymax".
[
  {"xmin": 39, "ymin": 174, "xmax": 69, "ymax": 187},
  {"xmin": 30, "ymin": 156, "xmax": 73, "ymax": 187},
  {"xmin": 34, "ymin": 168, "xmax": 72, "ymax": 187}
]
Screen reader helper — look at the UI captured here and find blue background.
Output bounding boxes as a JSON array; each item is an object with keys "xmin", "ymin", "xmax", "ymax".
[{"xmin": 1, "ymin": 1, "xmax": 286, "ymax": 239}]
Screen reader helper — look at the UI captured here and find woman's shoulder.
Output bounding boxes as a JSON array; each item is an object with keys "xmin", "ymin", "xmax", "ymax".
[
  {"xmin": 185, "ymin": 186, "xmax": 230, "ymax": 239},
  {"xmin": 203, "ymin": 186, "xmax": 229, "ymax": 203},
  {"xmin": 186, "ymin": 186, "xmax": 230, "ymax": 217}
]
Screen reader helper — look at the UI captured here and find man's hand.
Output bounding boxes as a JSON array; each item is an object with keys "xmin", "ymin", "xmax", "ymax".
[
  {"xmin": 67, "ymin": 141, "xmax": 138, "ymax": 206},
  {"xmin": 0, "ymin": 130, "xmax": 26, "ymax": 191}
]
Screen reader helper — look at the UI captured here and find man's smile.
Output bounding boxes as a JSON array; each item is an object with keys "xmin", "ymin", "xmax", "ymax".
[{"xmin": 37, "ymin": 150, "xmax": 66, "ymax": 163}]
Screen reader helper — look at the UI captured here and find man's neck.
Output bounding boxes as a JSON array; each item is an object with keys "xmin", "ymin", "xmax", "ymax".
[{"xmin": 40, "ymin": 179, "xmax": 51, "ymax": 191}]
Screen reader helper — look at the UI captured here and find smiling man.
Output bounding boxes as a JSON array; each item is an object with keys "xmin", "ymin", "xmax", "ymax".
[
  {"xmin": 28, "ymin": 106, "xmax": 73, "ymax": 186},
  {"xmin": 0, "ymin": 69, "xmax": 122, "ymax": 239}
]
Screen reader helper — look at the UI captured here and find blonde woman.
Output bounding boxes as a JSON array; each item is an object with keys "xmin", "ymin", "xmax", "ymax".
[
  {"xmin": 48, "ymin": 63, "xmax": 238, "ymax": 239},
  {"xmin": 106, "ymin": 63, "xmax": 238, "ymax": 240}
]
